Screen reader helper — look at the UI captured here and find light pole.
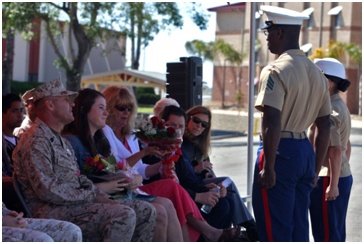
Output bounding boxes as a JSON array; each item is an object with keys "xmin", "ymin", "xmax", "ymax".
[{"xmin": 222, "ymin": 58, "xmax": 227, "ymax": 109}]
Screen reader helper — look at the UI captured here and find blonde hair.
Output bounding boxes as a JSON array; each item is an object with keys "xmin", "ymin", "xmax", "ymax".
[{"xmin": 102, "ymin": 86, "xmax": 137, "ymax": 136}]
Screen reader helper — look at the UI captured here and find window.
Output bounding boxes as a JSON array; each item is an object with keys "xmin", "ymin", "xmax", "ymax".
[
  {"xmin": 300, "ymin": 43, "xmax": 312, "ymax": 57},
  {"xmin": 328, "ymin": 6, "xmax": 343, "ymax": 28},
  {"xmin": 302, "ymin": 7, "xmax": 314, "ymax": 29},
  {"xmin": 255, "ymin": 11, "xmax": 262, "ymax": 30}
]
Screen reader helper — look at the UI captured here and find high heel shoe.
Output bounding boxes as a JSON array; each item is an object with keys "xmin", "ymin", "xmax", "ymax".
[{"xmin": 218, "ymin": 225, "xmax": 241, "ymax": 242}]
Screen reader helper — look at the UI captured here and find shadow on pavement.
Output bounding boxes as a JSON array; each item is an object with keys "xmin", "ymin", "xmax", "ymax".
[{"xmin": 211, "ymin": 130, "xmax": 245, "ymax": 140}]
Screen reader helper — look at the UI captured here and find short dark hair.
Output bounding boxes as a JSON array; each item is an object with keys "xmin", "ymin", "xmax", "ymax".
[
  {"xmin": 2, "ymin": 93, "xmax": 21, "ymax": 114},
  {"xmin": 161, "ymin": 105, "xmax": 186, "ymax": 122}
]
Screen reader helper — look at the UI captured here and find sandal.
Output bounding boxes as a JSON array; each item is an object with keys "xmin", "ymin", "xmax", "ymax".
[{"xmin": 218, "ymin": 225, "xmax": 241, "ymax": 242}]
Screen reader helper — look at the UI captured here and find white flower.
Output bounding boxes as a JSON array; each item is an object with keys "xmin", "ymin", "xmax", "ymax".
[{"xmin": 146, "ymin": 128, "xmax": 157, "ymax": 135}]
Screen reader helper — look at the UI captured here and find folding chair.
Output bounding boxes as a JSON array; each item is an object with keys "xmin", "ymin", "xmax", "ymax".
[{"xmin": 12, "ymin": 173, "xmax": 33, "ymax": 218}]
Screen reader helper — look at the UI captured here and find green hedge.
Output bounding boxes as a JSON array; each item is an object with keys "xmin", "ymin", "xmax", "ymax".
[
  {"xmin": 10, "ymin": 81, "xmax": 44, "ymax": 96},
  {"xmin": 10, "ymin": 81, "xmax": 161, "ymax": 106},
  {"xmin": 135, "ymin": 87, "xmax": 159, "ymax": 105}
]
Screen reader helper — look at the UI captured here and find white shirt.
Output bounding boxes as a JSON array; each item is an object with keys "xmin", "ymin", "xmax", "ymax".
[{"xmin": 102, "ymin": 125, "xmax": 149, "ymax": 179}]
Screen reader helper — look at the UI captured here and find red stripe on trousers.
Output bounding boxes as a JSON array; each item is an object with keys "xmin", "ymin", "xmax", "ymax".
[
  {"xmin": 322, "ymin": 177, "xmax": 330, "ymax": 241},
  {"xmin": 259, "ymin": 150, "xmax": 274, "ymax": 241}
]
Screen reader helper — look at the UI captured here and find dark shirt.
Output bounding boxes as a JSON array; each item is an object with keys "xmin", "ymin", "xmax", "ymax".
[
  {"xmin": 182, "ymin": 136, "xmax": 205, "ymax": 163},
  {"xmin": 2, "ymin": 135, "xmax": 19, "ymax": 176},
  {"xmin": 181, "ymin": 136, "xmax": 214, "ymax": 180},
  {"xmin": 174, "ymin": 150, "xmax": 209, "ymax": 200},
  {"xmin": 141, "ymin": 154, "xmax": 162, "ymax": 185}
]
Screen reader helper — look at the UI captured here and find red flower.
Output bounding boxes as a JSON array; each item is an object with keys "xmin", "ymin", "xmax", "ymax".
[
  {"xmin": 85, "ymin": 157, "xmax": 94, "ymax": 166},
  {"xmin": 116, "ymin": 161, "xmax": 127, "ymax": 171},
  {"xmin": 166, "ymin": 126, "xmax": 176, "ymax": 137},
  {"xmin": 150, "ymin": 116, "xmax": 160, "ymax": 126},
  {"xmin": 97, "ymin": 162, "xmax": 104, "ymax": 171},
  {"xmin": 157, "ymin": 121, "xmax": 165, "ymax": 129}
]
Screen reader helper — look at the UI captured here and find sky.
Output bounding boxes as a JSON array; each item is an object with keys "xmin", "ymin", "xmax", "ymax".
[{"xmin": 126, "ymin": 2, "xmax": 229, "ymax": 88}]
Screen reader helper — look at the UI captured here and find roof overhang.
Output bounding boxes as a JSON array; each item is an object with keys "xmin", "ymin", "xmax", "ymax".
[
  {"xmin": 208, "ymin": 2, "xmax": 246, "ymax": 12},
  {"xmin": 81, "ymin": 69, "xmax": 166, "ymax": 91}
]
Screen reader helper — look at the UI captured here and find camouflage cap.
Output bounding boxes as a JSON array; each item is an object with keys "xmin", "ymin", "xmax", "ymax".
[
  {"xmin": 32, "ymin": 77, "xmax": 78, "ymax": 102},
  {"xmin": 21, "ymin": 88, "xmax": 35, "ymax": 102}
]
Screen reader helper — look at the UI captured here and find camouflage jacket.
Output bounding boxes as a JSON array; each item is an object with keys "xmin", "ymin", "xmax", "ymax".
[{"xmin": 12, "ymin": 118, "xmax": 101, "ymax": 218}]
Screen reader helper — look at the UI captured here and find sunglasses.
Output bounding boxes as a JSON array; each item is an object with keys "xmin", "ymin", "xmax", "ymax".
[
  {"xmin": 115, "ymin": 105, "xmax": 133, "ymax": 112},
  {"xmin": 191, "ymin": 116, "xmax": 209, "ymax": 128}
]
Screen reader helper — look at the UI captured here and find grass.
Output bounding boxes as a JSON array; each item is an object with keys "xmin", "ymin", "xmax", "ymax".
[{"xmin": 137, "ymin": 104, "xmax": 153, "ymax": 114}]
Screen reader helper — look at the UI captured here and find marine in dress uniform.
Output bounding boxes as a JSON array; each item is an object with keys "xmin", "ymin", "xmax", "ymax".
[
  {"xmin": 252, "ymin": 5, "xmax": 331, "ymax": 241},
  {"xmin": 12, "ymin": 78, "xmax": 139, "ymax": 242},
  {"xmin": 309, "ymin": 58, "xmax": 353, "ymax": 241}
]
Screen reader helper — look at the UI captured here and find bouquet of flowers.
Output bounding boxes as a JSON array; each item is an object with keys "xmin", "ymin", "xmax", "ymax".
[
  {"xmin": 133, "ymin": 116, "xmax": 182, "ymax": 182},
  {"xmin": 83, "ymin": 154, "xmax": 133, "ymax": 181}
]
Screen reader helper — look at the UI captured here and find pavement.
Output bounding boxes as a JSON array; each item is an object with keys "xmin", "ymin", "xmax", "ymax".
[{"xmin": 208, "ymin": 108, "xmax": 362, "ymax": 242}]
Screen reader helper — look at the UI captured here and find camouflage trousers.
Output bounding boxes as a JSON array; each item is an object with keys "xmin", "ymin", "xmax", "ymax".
[
  {"xmin": 2, "ymin": 218, "xmax": 82, "ymax": 242},
  {"xmin": 117, "ymin": 199, "xmax": 156, "ymax": 241},
  {"xmin": 44, "ymin": 201, "xmax": 155, "ymax": 241},
  {"xmin": 40, "ymin": 202, "xmax": 136, "ymax": 241}
]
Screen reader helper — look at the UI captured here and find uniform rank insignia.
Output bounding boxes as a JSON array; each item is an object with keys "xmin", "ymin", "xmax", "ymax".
[{"xmin": 261, "ymin": 75, "xmax": 275, "ymax": 93}]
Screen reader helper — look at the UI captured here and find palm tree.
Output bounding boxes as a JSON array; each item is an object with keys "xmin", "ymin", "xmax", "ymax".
[{"xmin": 185, "ymin": 39, "xmax": 245, "ymax": 108}]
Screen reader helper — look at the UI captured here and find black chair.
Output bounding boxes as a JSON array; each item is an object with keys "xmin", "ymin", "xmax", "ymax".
[{"xmin": 12, "ymin": 173, "xmax": 33, "ymax": 218}]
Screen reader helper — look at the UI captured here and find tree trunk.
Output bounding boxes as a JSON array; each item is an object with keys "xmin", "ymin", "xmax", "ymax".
[
  {"xmin": 64, "ymin": 3, "xmax": 93, "ymax": 91},
  {"xmin": 66, "ymin": 70, "xmax": 82, "ymax": 91},
  {"xmin": 2, "ymin": 30, "xmax": 14, "ymax": 94}
]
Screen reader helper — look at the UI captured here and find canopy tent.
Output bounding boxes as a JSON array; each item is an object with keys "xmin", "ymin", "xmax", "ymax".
[{"xmin": 81, "ymin": 69, "xmax": 166, "ymax": 92}]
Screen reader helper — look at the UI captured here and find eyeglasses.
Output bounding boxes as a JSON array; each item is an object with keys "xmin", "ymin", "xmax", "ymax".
[
  {"xmin": 115, "ymin": 105, "xmax": 133, "ymax": 112},
  {"xmin": 191, "ymin": 116, "xmax": 209, "ymax": 128}
]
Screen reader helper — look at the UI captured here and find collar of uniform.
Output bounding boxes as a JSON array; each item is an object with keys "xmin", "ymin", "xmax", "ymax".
[
  {"xmin": 34, "ymin": 118, "xmax": 62, "ymax": 143},
  {"xmin": 279, "ymin": 49, "xmax": 306, "ymax": 58},
  {"xmin": 330, "ymin": 93, "xmax": 342, "ymax": 103}
]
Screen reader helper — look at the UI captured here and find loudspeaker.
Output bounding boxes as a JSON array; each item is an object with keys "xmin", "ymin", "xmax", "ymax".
[{"xmin": 166, "ymin": 57, "xmax": 203, "ymax": 111}]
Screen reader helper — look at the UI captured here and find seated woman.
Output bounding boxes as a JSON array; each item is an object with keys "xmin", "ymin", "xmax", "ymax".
[
  {"xmin": 2, "ymin": 202, "xmax": 82, "ymax": 242},
  {"xmin": 146, "ymin": 99, "xmax": 237, "ymax": 231},
  {"xmin": 182, "ymin": 105, "xmax": 259, "ymax": 241},
  {"xmin": 160, "ymin": 105, "xmax": 234, "ymax": 229},
  {"xmin": 102, "ymin": 85, "xmax": 243, "ymax": 242},
  {"xmin": 62, "ymin": 88, "xmax": 170, "ymax": 242}
]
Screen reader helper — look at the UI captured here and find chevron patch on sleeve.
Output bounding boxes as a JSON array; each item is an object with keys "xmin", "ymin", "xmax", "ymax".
[{"xmin": 266, "ymin": 76, "xmax": 275, "ymax": 91}]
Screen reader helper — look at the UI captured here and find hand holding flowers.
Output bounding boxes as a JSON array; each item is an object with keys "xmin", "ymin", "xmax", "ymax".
[
  {"xmin": 134, "ymin": 116, "xmax": 182, "ymax": 182},
  {"xmin": 83, "ymin": 154, "xmax": 134, "ymax": 182}
]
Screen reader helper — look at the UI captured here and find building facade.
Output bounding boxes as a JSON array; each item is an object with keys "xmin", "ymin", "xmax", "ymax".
[
  {"xmin": 2, "ymin": 19, "xmax": 126, "ymax": 85},
  {"xmin": 209, "ymin": 2, "xmax": 362, "ymax": 114}
]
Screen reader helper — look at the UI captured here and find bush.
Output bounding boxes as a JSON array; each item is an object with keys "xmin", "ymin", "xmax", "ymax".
[
  {"xmin": 10, "ymin": 81, "xmax": 43, "ymax": 96},
  {"xmin": 135, "ymin": 87, "xmax": 159, "ymax": 105}
]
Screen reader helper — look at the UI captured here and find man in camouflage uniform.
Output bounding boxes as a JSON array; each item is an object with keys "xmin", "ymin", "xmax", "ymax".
[
  {"xmin": 12, "ymin": 78, "xmax": 154, "ymax": 241},
  {"xmin": 2, "ymin": 202, "xmax": 82, "ymax": 242}
]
